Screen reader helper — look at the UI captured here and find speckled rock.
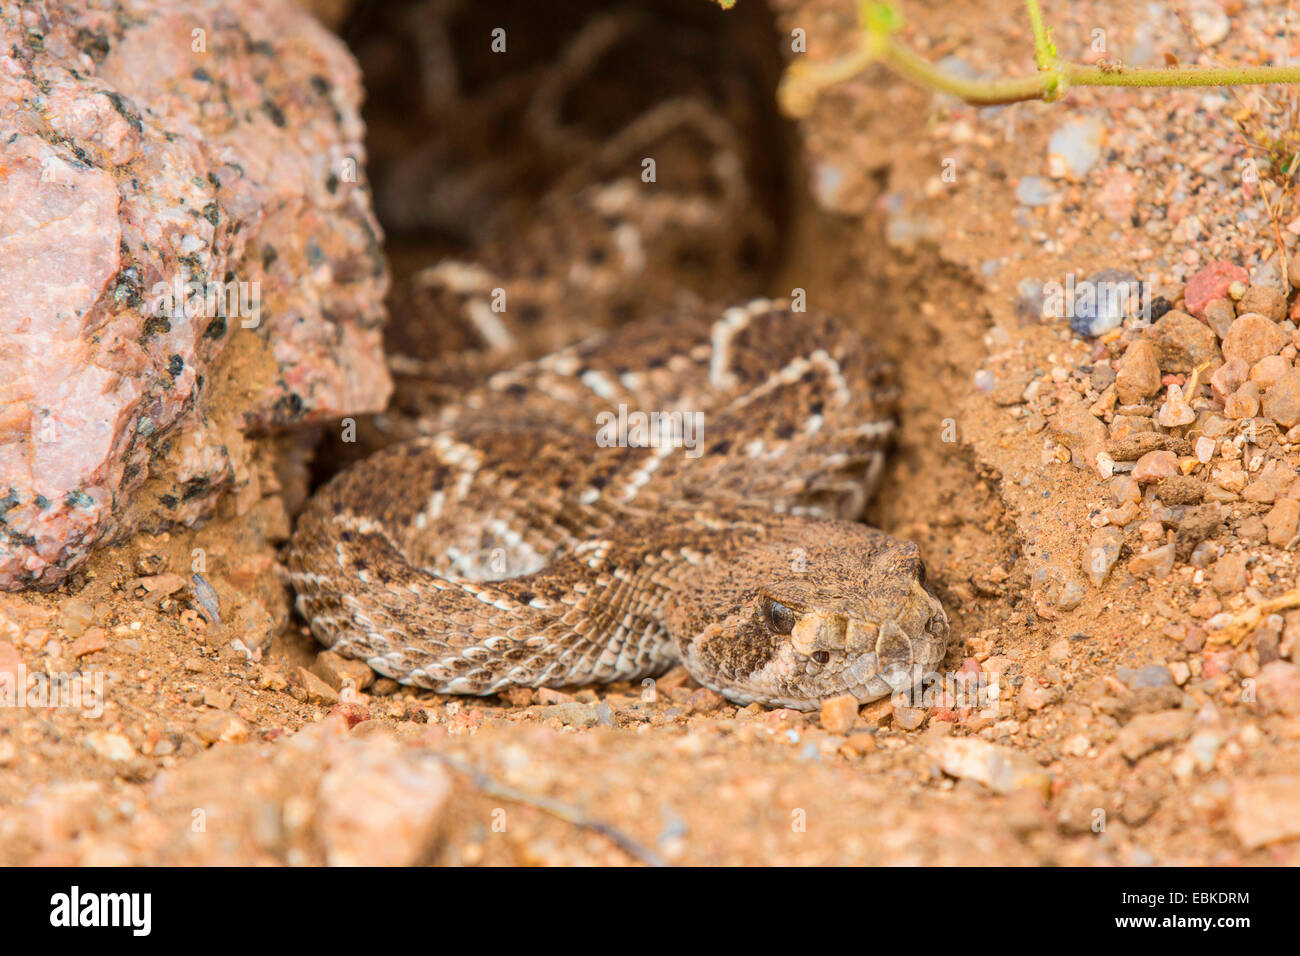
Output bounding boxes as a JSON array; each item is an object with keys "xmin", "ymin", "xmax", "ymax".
[
  {"xmin": 1115, "ymin": 340, "xmax": 1161, "ymax": 404},
  {"xmin": 1174, "ymin": 503, "xmax": 1222, "ymax": 561},
  {"xmin": 1144, "ymin": 310, "xmax": 1220, "ymax": 373},
  {"xmin": 1224, "ymin": 382, "xmax": 1261, "ymax": 419},
  {"xmin": 1106, "ymin": 433, "xmax": 1191, "ymax": 461},
  {"xmin": 1155, "ymin": 475, "xmax": 1203, "ymax": 505},
  {"xmin": 1050, "ymin": 402, "xmax": 1106, "ymax": 455},
  {"xmin": 1263, "ymin": 369, "xmax": 1300, "ymax": 428},
  {"xmin": 1264, "ymin": 499, "xmax": 1300, "ymax": 547},
  {"xmin": 0, "ymin": 0, "xmax": 390, "ymax": 589},
  {"xmin": 1237, "ymin": 284, "xmax": 1287, "ymax": 322},
  {"xmin": 1222, "ymin": 314, "xmax": 1286, "ymax": 367}
]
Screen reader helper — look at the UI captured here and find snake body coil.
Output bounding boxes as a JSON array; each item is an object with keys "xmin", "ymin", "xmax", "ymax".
[{"xmin": 288, "ymin": 300, "xmax": 948, "ymax": 710}]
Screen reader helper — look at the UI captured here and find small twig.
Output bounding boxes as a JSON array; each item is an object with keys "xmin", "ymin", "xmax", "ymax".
[
  {"xmin": 1225, "ymin": 120, "xmax": 1292, "ymax": 291},
  {"xmin": 431, "ymin": 752, "xmax": 670, "ymax": 867},
  {"xmin": 1207, "ymin": 588, "xmax": 1300, "ymax": 645},
  {"xmin": 1204, "ymin": 0, "xmax": 1299, "ymax": 294}
]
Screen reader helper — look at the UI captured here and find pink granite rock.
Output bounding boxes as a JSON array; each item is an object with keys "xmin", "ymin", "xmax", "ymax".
[
  {"xmin": 1184, "ymin": 260, "xmax": 1248, "ymax": 319},
  {"xmin": 0, "ymin": 0, "xmax": 391, "ymax": 589}
]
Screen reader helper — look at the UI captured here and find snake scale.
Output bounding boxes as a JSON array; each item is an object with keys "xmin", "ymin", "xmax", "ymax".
[{"xmin": 286, "ymin": 5, "xmax": 948, "ymax": 711}]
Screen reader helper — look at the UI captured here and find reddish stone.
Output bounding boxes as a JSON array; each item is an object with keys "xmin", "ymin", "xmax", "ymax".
[
  {"xmin": 329, "ymin": 701, "xmax": 372, "ymax": 729},
  {"xmin": 1185, "ymin": 261, "xmax": 1249, "ymax": 318},
  {"xmin": 68, "ymin": 627, "xmax": 106, "ymax": 659},
  {"xmin": 1202, "ymin": 650, "xmax": 1235, "ymax": 679}
]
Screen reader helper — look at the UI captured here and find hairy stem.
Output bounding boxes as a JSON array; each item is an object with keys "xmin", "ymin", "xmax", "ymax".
[
  {"xmin": 777, "ymin": 2, "xmax": 1300, "ymax": 115},
  {"xmin": 1025, "ymin": 0, "xmax": 1055, "ymax": 71}
]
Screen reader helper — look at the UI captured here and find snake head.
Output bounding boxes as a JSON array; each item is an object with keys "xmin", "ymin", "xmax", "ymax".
[{"xmin": 679, "ymin": 521, "xmax": 949, "ymax": 711}]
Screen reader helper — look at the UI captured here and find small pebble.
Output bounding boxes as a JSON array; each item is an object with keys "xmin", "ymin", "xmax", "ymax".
[
  {"xmin": 1132, "ymin": 450, "xmax": 1178, "ymax": 483},
  {"xmin": 1083, "ymin": 526, "xmax": 1124, "ymax": 586},
  {"xmin": 1047, "ymin": 116, "xmax": 1104, "ymax": 181},
  {"xmin": 819, "ymin": 694, "xmax": 859, "ymax": 735},
  {"xmin": 1239, "ymin": 284, "xmax": 1287, "ymax": 322},
  {"xmin": 68, "ymin": 627, "xmax": 106, "ymax": 659},
  {"xmin": 1069, "ymin": 269, "xmax": 1138, "ymax": 337},
  {"xmin": 1185, "ymin": 261, "xmax": 1249, "ymax": 318},
  {"xmin": 1262, "ymin": 368, "xmax": 1300, "ymax": 428},
  {"xmin": 892, "ymin": 706, "xmax": 927, "ymax": 731},
  {"xmin": 1015, "ymin": 176, "xmax": 1058, "ymax": 207},
  {"xmin": 1222, "ymin": 314, "xmax": 1286, "ymax": 366},
  {"xmin": 195, "ymin": 711, "xmax": 249, "ymax": 745}
]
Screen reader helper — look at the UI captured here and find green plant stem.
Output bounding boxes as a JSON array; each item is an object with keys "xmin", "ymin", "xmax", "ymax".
[
  {"xmin": 1025, "ymin": 0, "xmax": 1054, "ymax": 71},
  {"xmin": 1070, "ymin": 63, "xmax": 1300, "ymax": 89},
  {"xmin": 880, "ymin": 38, "xmax": 1050, "ymax": 105},
  {"xmin": 778, "ymin": 3, "xmax": 1300, "ymax": 116},
  {"xmin": 880, "ymin": 37, "xmax": 1300, "ymax": 106}
]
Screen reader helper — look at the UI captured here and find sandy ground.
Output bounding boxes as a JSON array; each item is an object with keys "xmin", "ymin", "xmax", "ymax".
[{"xmin": 4, "ymin": 0, "xmax": 1300, "ymax": 865}]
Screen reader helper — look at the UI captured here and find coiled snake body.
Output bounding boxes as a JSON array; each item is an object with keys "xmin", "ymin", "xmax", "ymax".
[{"xmin": 288, "ymin": 299, "xmax": 948, "ymax": 710}]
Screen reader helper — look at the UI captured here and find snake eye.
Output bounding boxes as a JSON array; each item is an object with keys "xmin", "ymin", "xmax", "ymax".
[
  {"xmin": 812, "ymin": 650, "xmax": 831, "ymax": 665},
  {"xmin": 765, "ymin": 600, "xmax": 797, "ymax": 634}
]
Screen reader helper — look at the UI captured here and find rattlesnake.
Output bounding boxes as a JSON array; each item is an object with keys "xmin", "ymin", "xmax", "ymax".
[
  {"xmin": 287, "ymin": 6, "xmax": 948, "ymax": 710},
  {"xmin": 288, "ymin": 296, "xmax": 948, "ymax": 709}
]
